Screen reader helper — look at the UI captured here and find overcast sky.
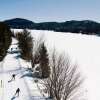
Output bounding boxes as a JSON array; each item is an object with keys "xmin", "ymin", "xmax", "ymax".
[{"xmin": 0, "ymin": 0, "xmax": 100, "ymax": 22}]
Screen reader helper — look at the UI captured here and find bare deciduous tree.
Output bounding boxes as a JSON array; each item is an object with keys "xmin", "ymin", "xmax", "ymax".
[{"xmin": 41, "ymin": 50, "xmax": 83, "ymax": 100}]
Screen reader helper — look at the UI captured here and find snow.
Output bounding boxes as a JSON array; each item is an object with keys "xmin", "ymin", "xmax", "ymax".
[
  {"xmin": 8, "ymin": 38, "xmax": 19, "ymax": 53},
  {"xmin": 0, "ymin": 51, "xmax": 45, "ymax": 100},
  {"xmin": 28, "ymin": 30, "xmax": 100, "ymax": 100},
  {"xmin": 1, "ymin": 29, "xmax": 100, "ymax": 100}
]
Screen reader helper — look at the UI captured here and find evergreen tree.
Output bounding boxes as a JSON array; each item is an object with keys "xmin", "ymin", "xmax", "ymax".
[
  {"xmin": 39, "ymin": 43, "xmax": 50, "ymax": 78},
  {"xmin": 16, "ymin": 29, "xmax": 33, "ymax": 61},
  {"xmin": 0, "ymin": 22, "xmax": 12, "ymax": 61}
]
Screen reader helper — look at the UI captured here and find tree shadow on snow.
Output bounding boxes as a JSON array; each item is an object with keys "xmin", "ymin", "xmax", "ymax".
[
  {"xmin": 11, "ymin": 96, "xmax": 16, "ymax": 100},
  {"xmin": 8, "ymin": 80, "xmax": 12, "ymax": 83},
  {"xmin": 13, "ymin": 54, "xmax": 21, "ymax": 59},
  {"xmin": 20, "ymin": 72, "xmax": 33, "ymax": 78},
  {"xmin": 11, "ymin": 94, "xmax": 19, "ymax": 100},
  {"xmin": 8, "ymin": 79, "xmax": 15, "ymax": 83}
]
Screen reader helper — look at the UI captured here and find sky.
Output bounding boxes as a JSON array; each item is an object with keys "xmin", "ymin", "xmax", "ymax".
[{"xmin": 0, "ymin": 0, "xmax": 100, "ymax": 22}]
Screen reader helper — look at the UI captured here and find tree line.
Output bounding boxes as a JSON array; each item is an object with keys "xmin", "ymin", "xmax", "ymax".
[{"xmin": 4, "ymin": 18, "xmax": 100, "ymax": 36}]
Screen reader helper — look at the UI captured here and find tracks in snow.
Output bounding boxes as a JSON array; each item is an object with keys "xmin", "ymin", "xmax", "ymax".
[{"xmin": 0, "ymin": 53, "xmax": 45, "ymax": 100}]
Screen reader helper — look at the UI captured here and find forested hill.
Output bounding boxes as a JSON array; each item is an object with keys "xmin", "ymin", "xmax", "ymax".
[{"xmin": 4, "ymin": 18, "xmax": 100, "ymax": 35}]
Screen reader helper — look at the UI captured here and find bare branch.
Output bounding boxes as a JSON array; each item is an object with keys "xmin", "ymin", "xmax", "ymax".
[{"xmin": 41, "ymin": 50, "xmax": 84, "ymax": 100}]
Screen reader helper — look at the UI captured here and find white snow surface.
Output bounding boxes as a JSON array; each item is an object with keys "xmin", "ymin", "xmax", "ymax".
[
  {"xmin": 0, "ymin": 47, "xmax": 45, "ymax": 99},
  {"xmin": 1, "ymin": 29, "xmax": 100, "ymax": 100},
  {"xmin": 28, "ymin": 30, "xmax": 100, "ymax": 100}
]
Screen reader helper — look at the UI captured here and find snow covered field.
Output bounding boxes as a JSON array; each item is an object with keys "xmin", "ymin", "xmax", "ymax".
[
  {"xmin": 28, "ymin": 30, "xmax": 100, "ymax": 100},
  {"xmin": 1, "ymin": 29, "xmax": 100, "ymax": 100}
]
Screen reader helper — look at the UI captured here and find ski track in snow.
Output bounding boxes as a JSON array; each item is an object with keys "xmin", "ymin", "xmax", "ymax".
[{"xmin": 0, "ymin": 53, "xmax": 45, "ymax": 100}]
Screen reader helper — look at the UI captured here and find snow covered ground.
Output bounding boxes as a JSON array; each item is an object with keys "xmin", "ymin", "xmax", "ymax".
[
  {"xmin": 0, "ymin": 38, "xmax": 46, "ymax": 100},
  {"xmin": 1, "ymin": 29, "xmax": 100, "ymax": 100},
  {"xmin": 28, "ymin": 30, "xmax": 100, "ymax": 100}
]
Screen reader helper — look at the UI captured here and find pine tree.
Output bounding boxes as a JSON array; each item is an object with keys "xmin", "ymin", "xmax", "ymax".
[
  {"xmin": 0, "ymin": 22, "xmax": 12, "ymax": 61},
  {"xmin": 39, "ymin": 43, "xmax": 50, "ymax": 78}
]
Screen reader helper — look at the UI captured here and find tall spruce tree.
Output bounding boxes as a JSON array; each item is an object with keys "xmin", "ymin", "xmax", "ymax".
[
  {"xmin": 0, "ymin": 22, "xmax": 12, "ymax": 61},
  {"xmin": 39, "ymin": 43, "xmax": 50, "ymax": 78}
]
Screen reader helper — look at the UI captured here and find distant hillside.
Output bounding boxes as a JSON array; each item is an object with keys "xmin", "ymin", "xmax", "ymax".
[
  {"xmin": 4, "ymin": 18, "xmax": 35, "ymax": 29},
  {"xmin": 4, "ymin": 18, "xmax": 100, "ymax": 35}
]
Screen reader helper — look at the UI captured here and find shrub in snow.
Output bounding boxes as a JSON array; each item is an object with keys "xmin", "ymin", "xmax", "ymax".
[
  {"xmin": 41, "ymin": 50, "xmax": 83, "ymax": 100},
  {"xmin": 0, "ymin": 22, "xmax": 12, "ymax": 61}
]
